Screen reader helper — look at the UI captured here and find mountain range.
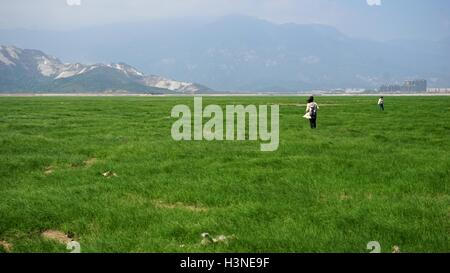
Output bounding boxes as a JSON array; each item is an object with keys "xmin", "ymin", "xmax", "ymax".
[
  {"xmin": 1, "ymin": 15, "xmax": 449, "ymax": 91},
  {"xmin": 0, "ymin": 45, "xmax": 211, "ymax": 93}
]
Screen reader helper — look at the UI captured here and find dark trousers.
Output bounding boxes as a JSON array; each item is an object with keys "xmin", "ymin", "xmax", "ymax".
[
  {"xmin": 379, "ymin": 104, "xmax": 384, "ymax": 111},
  {"xmin": 310, "ymin": 116, "xmax": 317, "ymax": 129}
]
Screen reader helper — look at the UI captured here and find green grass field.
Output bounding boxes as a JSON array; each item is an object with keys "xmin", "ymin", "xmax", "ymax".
[{"xmin": 0, "ymin": 96, "xmax": 448, "ymax": 253}]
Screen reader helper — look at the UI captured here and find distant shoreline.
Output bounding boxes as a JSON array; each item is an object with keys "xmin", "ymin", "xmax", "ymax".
[{"xmin": 1, "ymin": 93, "xmax": 450, "ymax": 97}]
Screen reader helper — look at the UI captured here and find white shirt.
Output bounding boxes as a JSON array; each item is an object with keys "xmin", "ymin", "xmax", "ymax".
[
  {"xmin": 305, "ymin": 102, "xmax": 319, "ymax": 115},
  {"xmin": 378, "ymin": 98, "xmax": 384, "ymax": 105}
]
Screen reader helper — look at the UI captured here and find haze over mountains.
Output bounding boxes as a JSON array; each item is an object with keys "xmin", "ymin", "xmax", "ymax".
[{"xmin": 1, "ymin": 15, "xmax": 449, "ymax": 92}]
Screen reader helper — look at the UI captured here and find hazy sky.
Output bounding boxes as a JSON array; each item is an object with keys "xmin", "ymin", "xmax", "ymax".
[{"xmin": 0, "ymin": 0, "xmax": 449, "ymax": 41}]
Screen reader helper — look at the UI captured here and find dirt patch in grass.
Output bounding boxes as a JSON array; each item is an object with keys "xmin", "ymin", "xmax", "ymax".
[
  {"xmin": 44, "ymin": 165, "xmax": 55, "ymax": 175},
  {"xmin": 200, "ymin": 233, "xmax": 236, "ymax": 246},
  {"xmin": 339, "ymin": 193, "xmax": 352, "ymax": 201},
  {"xmin": 0, "ymin": 240, "xmax": 13, "ymax": 252},
  {"xmin": 41, "ymin": 230, "xmax": 72, "ymax": 244},
  {"xmin": 101, "ymin": 170, "xmax": 118, "ymax": 178},
  {"xmin": 392, "ymin": 245, "xmax": 401, "ymax": 253},
  {"xmin": 153, "ymin": 200, "xmax": 208, "ymax": 212},
  {"xmin": 84, "ymin": 158, "xmax": 97, "ymax": 167}
]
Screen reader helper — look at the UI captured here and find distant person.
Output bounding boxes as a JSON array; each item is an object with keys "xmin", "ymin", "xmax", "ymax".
[
  {"xmin": 378, "ymin": 96, "xmax": 385, "ymax": 111},
  {"xmin": 303, "ymin": 96, "xmax": 319, "ymax": 129}
]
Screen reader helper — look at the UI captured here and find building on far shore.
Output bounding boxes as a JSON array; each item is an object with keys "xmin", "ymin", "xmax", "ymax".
[
  {"xmin": 379, "ymin": 79, "xmax": 427, "ymax": 92},
  {"xmin": 379, "ymin": 84, "xmax": 403, "ymax": 92},
  {"xmin": 427, "ymin": 88, "xmax": 450, "ymax": 93}
]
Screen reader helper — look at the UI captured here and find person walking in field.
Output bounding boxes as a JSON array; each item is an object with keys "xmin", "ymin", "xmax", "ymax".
[
  {"xmin": 378, "ymin": 96, "xmax": 385, "ymax": 111},
  {"xmin": 303, "ymin": 96, "xmax": 319, "ymax": 129}
]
